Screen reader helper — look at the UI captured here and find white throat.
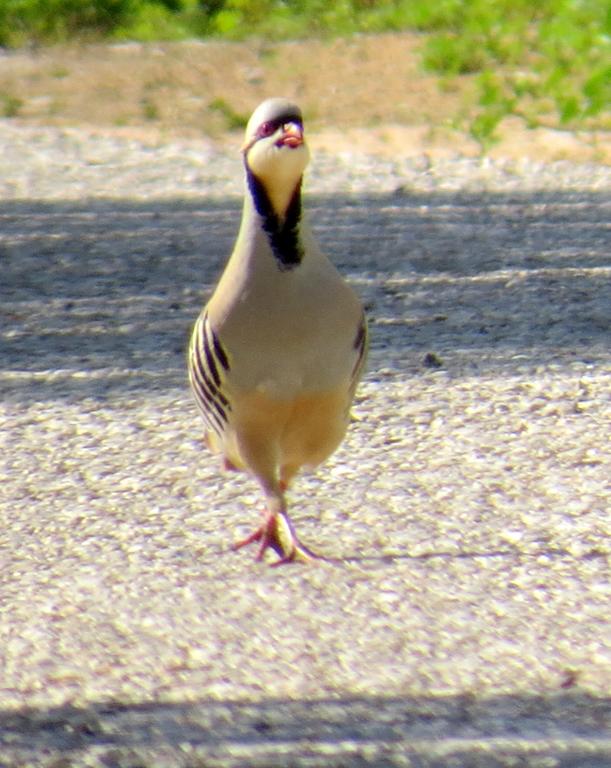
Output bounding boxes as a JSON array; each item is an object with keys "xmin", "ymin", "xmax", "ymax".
[{"xmin": 246, "ymin": 144, "xmax": 310, "ymax": 219}]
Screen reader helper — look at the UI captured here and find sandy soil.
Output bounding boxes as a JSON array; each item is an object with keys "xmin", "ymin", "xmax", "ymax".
[{"xmin": 1, "ymin": 32, "xmax": 609, "ymax": 163}]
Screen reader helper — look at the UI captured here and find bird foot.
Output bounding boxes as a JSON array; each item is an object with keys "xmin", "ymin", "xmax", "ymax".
[
  {"xmin": 232, "ymin": 512, "xmax": 285, "ymax": 560},
  {"xmin": 232, "ymin": 511, "xmax": 321, "ymax": 565},
  {"xmin": 222, "ymin": 457, "xmax": 241, "ymax": 473}
]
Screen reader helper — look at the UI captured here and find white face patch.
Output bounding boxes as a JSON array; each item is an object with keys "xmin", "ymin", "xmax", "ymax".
[{"xmin": 246, "ymin": 137, "xmax": 310, "ymax": 218}]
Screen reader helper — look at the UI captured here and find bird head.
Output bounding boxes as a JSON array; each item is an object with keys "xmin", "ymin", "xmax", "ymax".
[{"xmin": 242, "ymin": 98, "xmax": 310, "ymax": 217}]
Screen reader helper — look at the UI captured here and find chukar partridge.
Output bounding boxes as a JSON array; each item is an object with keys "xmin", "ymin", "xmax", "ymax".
[{"xmin": 188, "ymin": 98, "xmax": 367, "ymax": 564}]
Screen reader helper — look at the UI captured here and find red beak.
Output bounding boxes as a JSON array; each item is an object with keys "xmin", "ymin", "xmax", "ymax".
[{"xmin": 278, "ymin": 122, "xmax": 304, "ymax": 148}]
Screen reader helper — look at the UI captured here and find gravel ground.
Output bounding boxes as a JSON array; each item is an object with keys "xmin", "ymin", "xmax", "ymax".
[{"xmin": 1, "ymin": 121, "xmax": 610, "ymax": 766}]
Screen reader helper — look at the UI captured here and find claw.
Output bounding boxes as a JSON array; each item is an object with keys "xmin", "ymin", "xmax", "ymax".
[
  {"xmin": 232, "ymin": 512, "xmax": 285, "ymax": 560},
  {"xmin": 233, "ymin": 509, "xmax": 322, "ymax": 565}
]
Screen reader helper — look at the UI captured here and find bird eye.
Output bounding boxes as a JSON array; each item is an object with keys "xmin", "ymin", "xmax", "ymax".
[{"xmin": 257, "ymin": 121, "xmax": 277, "ymax": 138}]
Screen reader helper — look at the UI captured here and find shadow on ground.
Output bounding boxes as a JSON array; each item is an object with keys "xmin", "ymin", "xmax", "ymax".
[
  {"xmin": 1, "ymin": 189, "xmax": 609, "ymax": 402},
  {"xmin": 1, "ymin": 692, "xmax": 610, "ymax": 766}
]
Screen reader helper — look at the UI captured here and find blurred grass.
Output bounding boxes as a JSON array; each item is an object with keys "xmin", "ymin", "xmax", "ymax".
[{"xmin": 0, "ymin": 0, "xmax": 608, "ymax": 147}]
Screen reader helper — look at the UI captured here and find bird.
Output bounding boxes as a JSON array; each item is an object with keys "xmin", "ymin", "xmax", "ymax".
[{"xmin": 188, "ymin": 97, "xmax": 367, "ymax": 564}]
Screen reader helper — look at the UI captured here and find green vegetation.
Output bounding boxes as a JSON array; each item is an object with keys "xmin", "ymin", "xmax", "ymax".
[
  {"xmin": 416, "ymin": 0, "xmax": 610, "ymax": 146},
  {"xmin": 1, "ymin": 90, "xmax": 23, "ymax": 117},
  {"xmin": 0, "ymin": 1, "xmax": 215, "ymax": 45},
  {"xmin": 0, "ymin": 1, "xmax": 608, "ymax": 146},
  {"xmin": 140, "ymin": 94, "xmax": 160, "ymax": 120},
  {"xmin": 208, "ymin": 97, "xmax": 249, "ymax": 131}
]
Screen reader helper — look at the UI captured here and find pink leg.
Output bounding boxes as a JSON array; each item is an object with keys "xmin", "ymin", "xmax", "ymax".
[
  {"xmin": 269, "ymin": 510, "xmax": 323, "ymax": 566},
  {"xmin": 232, "ymin": 509, "xmax": 286, "ymax": 560},
  {"xmin": 232, "ymin": 496, "xmax": 322, "ymax": 565},
  {"xmin": 222, "ymin": 457, "xmax": 241, "ymax": 473}
]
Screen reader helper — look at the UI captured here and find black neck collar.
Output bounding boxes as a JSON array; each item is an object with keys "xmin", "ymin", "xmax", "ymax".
[{"xmin": 246, "ymin": 167, "xmax": 304, "ymax": 270}]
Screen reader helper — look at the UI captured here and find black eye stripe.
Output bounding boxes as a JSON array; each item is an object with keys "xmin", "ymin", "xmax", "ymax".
[{"xmin": 256, "ymin": 113, "xmax": 302, "ymax": 139}]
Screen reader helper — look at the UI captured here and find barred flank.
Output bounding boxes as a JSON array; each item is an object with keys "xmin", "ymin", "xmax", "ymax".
[
  {"xmin": 188, "ymin": 310, "xmax": 231, "ymax": 437},
  {"xmin": 351, "ymin": 314, "xmax": 368, "ymax": 383}
]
